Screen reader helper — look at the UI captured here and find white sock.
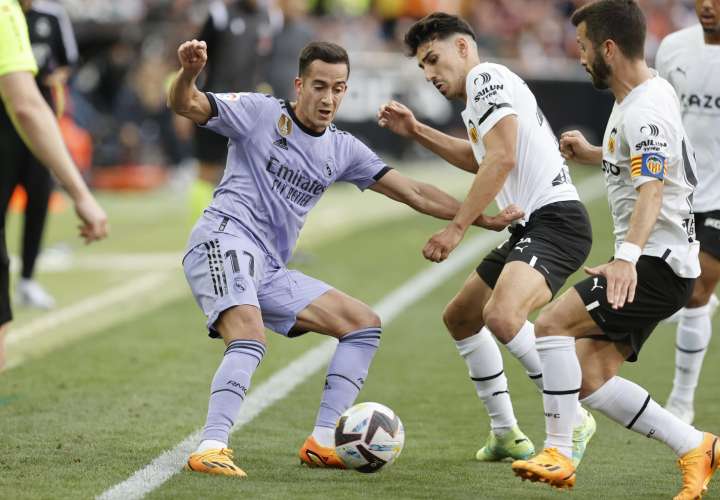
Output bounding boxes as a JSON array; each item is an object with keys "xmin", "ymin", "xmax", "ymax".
[
  {"xmin": 504, "ymin": 321, "xmax": 543, "ymax": 389},
  {"xmin": 582, "ymin": 376, "xmax": 704, "ymax": 456},
  {"xmin": 196, "ymin": 439, "xmax": 227, "ymax": 453},
  {"xmin": 456, "ymin": 328, "xmax": 517, "ymax": 434},
  {"xmin": 574, "ymin": 402, "xmax": 587, "ymax": 427},
  {"xmin": 670, "ymin": 303, "xmax": 712, "ymax": 406},
  {"xmin": 536, "ymin": 336, "xmax": 580, "ymax": 459},
  {"xmin": 312, "ymin": 426, "xmax": 335, "ymax": 448}
]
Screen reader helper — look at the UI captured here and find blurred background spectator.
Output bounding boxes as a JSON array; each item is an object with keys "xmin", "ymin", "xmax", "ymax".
[{"xmin": 32, "ymin": 0, "xmax": 699, "ymax": 178}]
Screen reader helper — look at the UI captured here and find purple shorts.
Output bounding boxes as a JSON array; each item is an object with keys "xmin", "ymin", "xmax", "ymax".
[{"xmin": 183, "ymin": 216, "xmax": 331, "ymax": 337}]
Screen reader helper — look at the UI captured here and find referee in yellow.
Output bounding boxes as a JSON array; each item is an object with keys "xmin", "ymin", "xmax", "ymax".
[{"xmin": 0, "ymin": 0, "xmax": 108, "ymax": 370}]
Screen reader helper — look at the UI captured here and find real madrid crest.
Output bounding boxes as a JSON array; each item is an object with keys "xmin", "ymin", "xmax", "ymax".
[{"xmin": 278, "ymin": 114, "xmax": 292, "ymax": 137}]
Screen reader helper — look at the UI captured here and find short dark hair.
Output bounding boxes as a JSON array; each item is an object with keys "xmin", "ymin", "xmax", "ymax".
[
  {"xmin": 298, "ymin": 42, "xmax": 350, "ymax": 78},
  {"xmin": 404, "ymin": 12, "xmax": 476, "ymax": 57},
  {"xmin": 571, "ymin": 0, "xmax": 646, "ymax": 60}
]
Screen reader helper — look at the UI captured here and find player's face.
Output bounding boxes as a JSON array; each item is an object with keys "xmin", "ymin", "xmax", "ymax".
[
  {"xmin": 576, "ymin": 22, "xmax": 612, "ymax": 90},
  {"xmin": 416, "ymin": 38, "xmax": 466, "ymax": 100},
  {"xmin": 696, "ymin": 0, "xmax": 720, "ymax": 33},
  {"xmin": 295, "ymin": 60, "xmax": 348, "ymax": 132}
]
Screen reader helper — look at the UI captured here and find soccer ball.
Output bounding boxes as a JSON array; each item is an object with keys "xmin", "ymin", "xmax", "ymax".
[{"xmin": 335, "ymin": 402, "xmax": 405, "ymax": 473}]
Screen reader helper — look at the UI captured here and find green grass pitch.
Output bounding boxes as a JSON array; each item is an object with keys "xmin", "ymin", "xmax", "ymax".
[{"xmin": 0, "ymin": 167, "xmax": 717, "ymax": 499}]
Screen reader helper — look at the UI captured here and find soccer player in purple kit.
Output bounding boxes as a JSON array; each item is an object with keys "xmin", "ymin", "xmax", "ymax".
[{"xmin": 168, "ymin": 39, "xmax": 523, "ymax": 477}]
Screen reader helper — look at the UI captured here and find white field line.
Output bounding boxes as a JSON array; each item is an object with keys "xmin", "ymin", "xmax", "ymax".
[
  {"xmin": 4, "ymin": 272, "xmax": 188, "ymax": 373},
  {"xmin": 8, "ymin": 252, "xmax": 181, "ymax": 274},
  {"xmin": 95, "ymin": 172, "xmax": 607, "ymax": 500}
]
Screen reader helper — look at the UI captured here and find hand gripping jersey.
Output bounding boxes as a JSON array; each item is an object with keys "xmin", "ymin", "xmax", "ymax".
[
  {"xmin": 601, "ymin": 73, "xmax": 700, "ymax": 278},
  {"xmin": 461, "ymin": 62, "xmax": 579, "ymax": 223},
  {"xmin": 188, "ymin": 92, "xmax": 389, "ymax": 264},
  {"xmin": 656, "ymin": 25, "xmax": 720, "ymax": 213}
]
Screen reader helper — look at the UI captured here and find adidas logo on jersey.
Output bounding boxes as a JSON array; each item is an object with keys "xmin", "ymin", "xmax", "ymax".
[{"xmin": 273, "ymin": 137, "xmax": 288, "ymax": 150}]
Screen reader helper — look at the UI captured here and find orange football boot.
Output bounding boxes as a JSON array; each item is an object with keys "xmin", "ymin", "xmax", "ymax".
[
  {"xmin": 298, "ymin": 436, "xmax": 346, "ymax": 468},
  {"xmin": 512, "ymin": 448, "xmax": 576, "ymax": 489},
  {"xmin": 674, "ymin": 433, "xmax": 720, "ymax": 500},
  {"xmin": 186, "ymin": 448, "xmax": 247, "ymax": 477}
]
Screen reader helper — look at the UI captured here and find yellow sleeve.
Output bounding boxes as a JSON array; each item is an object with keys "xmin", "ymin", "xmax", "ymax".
[{"xmin": 0, "ymin": 0, "xmax": 38, "ymax": 77}]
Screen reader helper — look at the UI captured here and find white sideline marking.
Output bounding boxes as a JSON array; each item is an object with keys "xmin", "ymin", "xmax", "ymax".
[
  {"xmin": 6, "ymin": 272, "xmax": 177, "ymax": 348},
  {"xmin": 97, "ymin": 177, "xmax": 605, "ymax": 500},
  {"xmin": 9, "ymin": 252, "xmax": 181, "ymax": 274}
]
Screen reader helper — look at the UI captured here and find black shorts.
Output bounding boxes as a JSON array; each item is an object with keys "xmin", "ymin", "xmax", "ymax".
[
  {"xmin": 574, "ymin": 256, "xmax": 694, "ymax": 362},
  {"xmin": 194, "ymin": 126, "xmax": 228, "ymax": 164},
  {"xmin": 477, "ymin": 200, "xmax": 592, "ymax": 297},
  {"xmin": 695, "ymin": 210, "xmax": 720, "ymax": 260}
]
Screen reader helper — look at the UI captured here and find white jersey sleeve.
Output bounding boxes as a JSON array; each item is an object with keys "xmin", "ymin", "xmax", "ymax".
[
  {"xmin": 623, "ymin": 111, "xmax": 672, "ymax": 189},
  {"xmin": 465, "ymin": 64, "xmax": 518, "ymax": 138}
]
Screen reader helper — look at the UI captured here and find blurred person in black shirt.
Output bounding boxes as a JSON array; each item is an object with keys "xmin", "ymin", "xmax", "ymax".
[
  {"xmin": 189, "ymin": 0, "xmax": 273, "ymax": 222},
  {"xmin": 267, "ymin": 0, "xmax": 314, "ymax": 100}
]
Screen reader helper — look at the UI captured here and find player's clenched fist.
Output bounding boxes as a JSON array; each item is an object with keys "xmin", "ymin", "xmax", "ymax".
[
  {"xmin": 377, "ymin": 100, "xmax": 418, "ymax": 138},
  {"xmin": 177, "ymin": 40, "xmax": 207, "ymax": 76},
  {"xmin": 559, "ymin": 130, "xmax": 600, "ymax": 164}
]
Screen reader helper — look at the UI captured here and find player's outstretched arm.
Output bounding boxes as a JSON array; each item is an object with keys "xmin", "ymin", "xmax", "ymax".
[
  {"xmin": 559, "ymin": 130, "xmax": 602, "ymax": 165},
  {"xmin": 422, "ymin": 115, "xmax": 518, "ymax": 263},
  {"xmin": 369, "ymin": 169, "xmax": 524, "ymax": 230},
  {"xmin": 0, "ymin": 71, "xmax": 108, "ymax": 243},
  {"xmin": 584, "ymin": 180, "xmax": 663, "ymax": 309},
  {"xmin": 168, "ymin": 40, "xmax": 212, "ymax": 125},
  {"xmin": 378, "ymin": 100, "xmax": 479, "ymax": 173}
]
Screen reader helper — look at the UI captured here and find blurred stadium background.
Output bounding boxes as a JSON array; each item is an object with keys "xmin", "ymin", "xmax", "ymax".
[{"xmin": 2, "ymin": 1, "xmax": 718, "ymax": 499}]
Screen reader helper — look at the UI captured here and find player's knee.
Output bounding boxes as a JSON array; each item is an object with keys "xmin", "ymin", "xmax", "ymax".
[
  {"xmin": 483, "ymin": 303, "xmax": 523, "ymax": 343},
  {"xmin": 579, "ymin": 371, "xmax": 610, "ymax": 400},
  {"xmin": 534, "ymin": 310, "xmax": 556, "ymax": 338},
  {"xmin": 441, "ymin": 302, "xmax": 459, "ymax": 330},
  {"xmin": 216, "ymin": 305, "xmax": 266, "ymax": 343},
  {"xmin": 345, "ymin": 306, "xmax": 381, "ymax": 332},
  {"xmin": 442, "ymin": 301, "xmax": 478, "ymax": 339},
  {"xmin": 687, "ymin": 278, "xmax": 716, "ymax": 308}
]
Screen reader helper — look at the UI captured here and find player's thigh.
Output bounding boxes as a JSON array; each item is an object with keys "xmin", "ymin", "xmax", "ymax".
[
  {"xmin": 483, "ymin": 261, "xmax": 552, "ymax": 342},
  {"xmin": 442, "ymin": 270, "xmax": 494, "ymax": 339},
  {"xmin": 535, "ymin": 286, "xmax": 601, "ymax": 339},
  {"xmin": 576, "ymin": 337, "xmax": 630, "ymax": 398},
  {"xmin": 688, "ymin": 250, "xmax": 720, "ymax": 307},
  {"xmin": 183, "ymin": 232, "xmax": 265, "ymax": 342},
  {"xmin": 293, "ymin": 287, "xmax": 380, "ymax": 339},
  {"xmin": 489, "ymin": 261, "xmax": 552, "ymax": 314}
]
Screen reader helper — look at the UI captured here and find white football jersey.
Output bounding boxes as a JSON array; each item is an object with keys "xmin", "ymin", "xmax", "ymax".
[
  {"xmin": 461, "ymin": 63, "xmax": 579, "ymax": 224},
  {"xmin": 656, "ymin": 25, "xmax": 720, "ymax": 213},
  {"xmin": 601, "ymin": 73, "xmax": 700, "ymax": 278}
]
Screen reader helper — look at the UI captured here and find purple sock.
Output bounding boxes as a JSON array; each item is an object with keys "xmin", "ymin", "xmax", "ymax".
[
  {"xmin": 314, "ymin": 327, "xmax": 382, "ymax": 430},
  {"xmin": 201, "ymin": 339, "xmax": 266, "ymax": 443}
]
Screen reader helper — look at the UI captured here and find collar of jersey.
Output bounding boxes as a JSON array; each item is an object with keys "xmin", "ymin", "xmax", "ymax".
[
  {"xmin": 618, "ymin": 69, "xmax": 658, "ymax": 108},
  {"xmin": 284, "ymin": 101, "xmax": 326, "ymax": 137}
]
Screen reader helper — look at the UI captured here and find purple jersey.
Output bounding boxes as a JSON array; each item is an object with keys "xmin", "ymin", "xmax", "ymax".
[{"xmin": 194, "ymin": 92, "xmax": 390, "ymax": 264}]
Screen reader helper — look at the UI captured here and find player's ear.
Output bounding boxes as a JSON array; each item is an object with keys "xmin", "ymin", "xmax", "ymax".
[
  {"xmin": 455, "ymin": 36, "xmax": 468, "ymax": 58},
  {"xmin": 294, "ymin": 76, "xmax": 302, "ymax": 98},
  {"xmin": 602, "ymin": 39, "xmax": 615, "ymax": 61}
]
